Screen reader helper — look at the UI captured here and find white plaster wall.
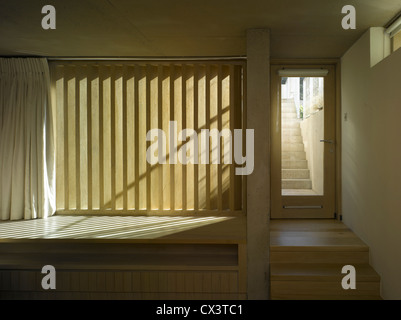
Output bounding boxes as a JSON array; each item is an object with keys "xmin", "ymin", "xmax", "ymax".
[{"xmin": 341, "ymin": 28, "xmax": 401, "ymax": 299}]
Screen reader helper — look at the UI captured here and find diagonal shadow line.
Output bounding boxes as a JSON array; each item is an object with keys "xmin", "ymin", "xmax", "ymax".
[
  {"xmin": 102, "ymin": 105, "xmax": 236, "ymax": 209},
  {"xmin": 44, "ymin": 217, "xmax": 219, "ymax": 239},
  {"xmin": 44, "ymin": 216, "xmax": 89, "ymax": 238}
]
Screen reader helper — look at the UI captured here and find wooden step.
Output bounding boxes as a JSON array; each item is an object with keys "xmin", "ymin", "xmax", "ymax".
[
  {"xmin": 270, "ymin": 249, "xmax": 369, "ymax": 264},
  {"xmin": 271, "ymin": 280, "xmax": 380, "ymax": 298},
  {"xmin": 271, "ymin": 263, "xmax": 380, "ymax": 282},
  {"xmin": 269, "ymin": 219, "xmax": 382, "ymax": 300},
  {"xmin": 271, "ymin": 294, "xmax": 382, "ymax": 300}
]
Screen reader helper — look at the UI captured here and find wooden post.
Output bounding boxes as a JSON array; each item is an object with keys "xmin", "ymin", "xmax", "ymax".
[{"xmin": 246, "ymin": 28, "xmax": 270, "ymax": 300}]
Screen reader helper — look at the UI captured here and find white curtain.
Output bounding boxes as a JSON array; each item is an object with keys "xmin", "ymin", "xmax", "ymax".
[{"xmin": 0, "ymin": 58, "xmax": 55, "ymax": 220}]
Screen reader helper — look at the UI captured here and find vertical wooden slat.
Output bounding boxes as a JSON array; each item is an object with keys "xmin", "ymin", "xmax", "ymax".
[
  {"xmin": 79, "ymin": 69, "xmax": 89, "ymax": 210},
  {"xmin": 241, "ymin": 66, "xmax": 247, "ymax": 213},
  {"xmin": 114, "ymin": 67, "xmax": 124, "ymax": 210},
  {"xmin": 157, "ymin": 66, "xmax": 163, "ymax": 210},
  {"xmin": 193, "ymin": 66, "xmax": 199, "ymax": 211},
  {"xmin": 186, "ymin": 68, "xmax": 195, "ymax": 211},
  {"xmin": 146, "ymin": 65, "xmax": 151, "ymax": 211},
  {"xmin": 87, "ymin": 66, "xmax": 93, "ymax": 211},
  {"xmin": 162, "ymin": 66, "xmax": 171, "ymax": 210},
  {"xmin": 229, "ymin": 65, "xmax": 235, "ymax": 212},
  {"xmin": 221, "ymin": 66, "xmax": 231, "ymax": 210},
  {"xmin": 205, "ymin": 65, "xmax": 211, "ymax": 210},
  {"xmin": 234, "ymin": 66, "xmax": 243, "ymax": 211},
  {"xmin": 54, "ymin": 66, "xmax": 64, "ymax": 210},
  {"xmin": 198, "ymin": 66, "xmax": 206, "ymax": 211},
  {"xmin": 122, "ymin": 66, "xmax": 128, "ymax": 211},
  {"xmin": 110, "ymin": 66, "xmax": 116, "ymax": 211},
  {"xmin": 101, "ymin": 66, "xmax": 112, "ymax": 210},
  {"xmin": 181, "ymin": 65, "xmax": 187, "ymax": 211},
  {"xmin": 102, "ymin": 67, "xmax": 112, "ymax": 210},
  {"xmin": 138, "ymin": 65, "xmax": 147, "ymax": 210},
  {"xmin": 150, "ymin": 66, "xmax": 159, "ymax": 210},
  {"xmin": 91, "ymin": 66, "xmax": 100, "ymax": 209},
  {"xmin": 63, "ymin": 67, "xmax": 69, "ymax": 209},
  {"xmin": 174, "ymin": 67, "xmax": 182, "ymax": 211},
  {"xmin": 126, "ymin": 66, "xmax": 135, "ymax": 210},
  {"xmin": 75, "ymin": 66, "xmax": 81, "ymax": 210},
  {"xmin": 169, "ymin": 65, "xmax": 175, "ymax": 212},
  {"xmin": 217, "ymin": 65, "xmax": 223, "ymax": 212},
  {"xmin": 210, "ymin": 66, "xmax": 218, "ymax": 210},
  {"xmin": 99, "ymin": 66, "xmax": 104, "ymax": 209},
  {"xmin": 134, "ymin": 66, "xmax": 140, "ymax": 212}
]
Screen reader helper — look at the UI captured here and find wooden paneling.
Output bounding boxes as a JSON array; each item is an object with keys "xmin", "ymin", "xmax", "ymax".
[
  {"xmin": 0, "ymin": 243, "xmax": 245, "ymax": 300},
  {"xmin": 52, "ymin": 62, "xmax": 244, "ymax": 215},
  {"xmin": 0, "ymin": 216, "xmax": 247, "ymax": 300},
  {"xmin": 0, "ymin": 269, "xmax": 243, "ymax": 299}
]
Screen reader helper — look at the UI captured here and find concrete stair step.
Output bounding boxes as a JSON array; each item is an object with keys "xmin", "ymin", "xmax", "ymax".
[
  {"xmin": 282, "ymin": 128, "xmax": 301, "ymax": 136},
  {"xmin": 282, "ymin": 143, "xmax": 305, "ymax": 152},
  {"xmin": 282, "ymin": 179, "xmax": 312, "ymax": 189},
  {"xmin": 282, "ymin": 120, "xmax": 300, "ymax": 128},
  {"xmin": 282, "ymin": 151, "xmax": 306, "ymax": 160},
  {"xmin": 282, "ymin": 112, "xmax": 298, "ymax": 119},
  {"xmin": 282, "ymin": 169, "xmax": 310, "ymax": 179},
  {"xmin": 282, "ymin": 135, "xmax": 303, "ymax": 143},
  {"xmin": 282, "ymin": 160, "xmax": 308, "ymax": 169},
  {"xmin": 282, "ymin": 102, "xmax": 295, "ymax": 107},
  {"xmin": 282, "ymin": 108, "xmax": 296, "ymax": 114}
]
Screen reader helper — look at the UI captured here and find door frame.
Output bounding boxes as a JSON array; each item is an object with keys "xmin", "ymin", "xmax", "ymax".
[{"xmin": 269, "ymin": 60, "xmax": 341, "ymax": 219}]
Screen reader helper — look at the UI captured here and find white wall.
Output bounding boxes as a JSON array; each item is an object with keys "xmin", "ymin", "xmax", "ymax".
[
  {"xmin": 342, "ymin": 28, "xmax": 401, "ymax": 299},
  {"xmin": 300, "ymin": 110, "xmax": 324, "ymax": 194}
]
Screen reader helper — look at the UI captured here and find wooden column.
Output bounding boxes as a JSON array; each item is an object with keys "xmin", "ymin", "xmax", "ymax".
[{"xmin": 246, "ymin": 28, "xmax": 270, "ymax": 300}]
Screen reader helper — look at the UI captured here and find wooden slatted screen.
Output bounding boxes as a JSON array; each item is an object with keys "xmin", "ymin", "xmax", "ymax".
[{"xmin": 52, "ymin": 61, "xmax": 245, "ymax": 214}]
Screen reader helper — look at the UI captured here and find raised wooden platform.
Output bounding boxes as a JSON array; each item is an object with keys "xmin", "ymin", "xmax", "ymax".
[
  {"xmin": 270, "ymin": 219, "xmax": 382, "ymax": 300},
  {"xmin": 0, "ymin": 215, "xmax": 247, "ymax": 300}
]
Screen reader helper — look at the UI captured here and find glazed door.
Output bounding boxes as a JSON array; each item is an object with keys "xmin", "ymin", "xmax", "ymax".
[{"xmin": 271, "ymin": 65, "xmax": 336, "ymax": 218}]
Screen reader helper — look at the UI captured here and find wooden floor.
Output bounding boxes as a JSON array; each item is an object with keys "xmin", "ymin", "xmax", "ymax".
[
  {"xmin": 0, "ymin": 215, "xmax": 246, "ymax": 243},
  {"xmin": 0, "ymin": 215, "xmax": 247, "ymax": 300},
  {"xmin": 271, "ymin": 219, "xmax": 367, "ymax": 248},
  {"xmin": 270, "ymin": 219, "xmax": 382, "ymax": 300}
]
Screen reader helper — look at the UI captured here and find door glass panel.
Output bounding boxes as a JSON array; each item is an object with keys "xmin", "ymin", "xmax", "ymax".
[{"xmin": 281, "ymin": 77, "xmax": 324, "ymax": 196}]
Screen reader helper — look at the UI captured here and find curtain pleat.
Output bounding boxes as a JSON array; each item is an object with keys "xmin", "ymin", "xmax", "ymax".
[{"xmin": 0, "ymin": 58, "xmax": 55, "ymax": 220}]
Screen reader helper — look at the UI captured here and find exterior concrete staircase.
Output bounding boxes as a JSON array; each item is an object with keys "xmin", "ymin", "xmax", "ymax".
[
  {"xmin": 270, "ymin": 220, "xmax": 382, "ymax": 300},
  {"xmin": 281, "ymin": 99, "xmax": 312, "ymax": 192}
]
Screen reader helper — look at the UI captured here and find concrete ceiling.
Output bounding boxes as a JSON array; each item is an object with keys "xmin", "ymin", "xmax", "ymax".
[{"xmin": 0, "ymin": 0, "xmax": 400, "ymax": 58}]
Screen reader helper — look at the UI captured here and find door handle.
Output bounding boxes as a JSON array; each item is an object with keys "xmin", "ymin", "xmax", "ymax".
[{"xmin": 320, "ymin": 139, "xmax": 335, "ymax": 144}]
